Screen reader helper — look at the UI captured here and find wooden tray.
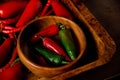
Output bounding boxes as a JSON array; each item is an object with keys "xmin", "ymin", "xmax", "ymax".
[{"xmin": 25, "ymin": 0, "xmax": 116, "ymax": 80}]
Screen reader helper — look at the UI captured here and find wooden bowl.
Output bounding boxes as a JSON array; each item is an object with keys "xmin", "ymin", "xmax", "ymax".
[{"xmin": 17, "ymin": 16, "xmax": 86, "ymax": 78}]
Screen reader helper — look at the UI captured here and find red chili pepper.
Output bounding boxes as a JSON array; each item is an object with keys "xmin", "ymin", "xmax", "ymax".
[
  {"xmin": 41, "ymin": 37, "xmax": 72, "ymax": 62},
  {"xmin": 0, "ymin": 38, "xmax": 14, "ymax": 67},
  {"xmin": 35, "ymin": 55, "xmax": 49, "ymax": 66},
  {"xmin": 0, "ymin": 14, "xmax": 21, "ymax": 25},
  {"xmin": 31, "ymin": 24, "xmax": 59, "ymax": 42},
  {"xmin": 2, "ymin": 27, "xmax": 22, "ymax": 34},
  {"xmin": 30, "ymin": 52, "xmax": 49, "ymax": 67},
  {"xmin": 44, "ymin": 9, "xmax": 53, "ymax": 16},
  {"xmin": 0, "ymin": 48, "xmax": 17, "ymax": 73},
  {"xmin": 0, "ymin": 1, "xmax": 28, "ymax": 19},
  {"xmin": 16, "ymin": 0, "xmax": 42, "ymax": 28},
  {"xmin": 39, "ymin": 0, "xmax": 52, "ymax": 16},
  {"xmin": 1, "ymin": 24, "xmax": 22, "ymax": 34},
  {"xmin": 1, "ymin": 24, "xmax": 16, "ymax": 30},
  {"xmin": 51, "ymin": 0, "xmax": 73, "ymax": 20},
  {"xmin": 0, "ymin": 61, "xmax": 24, "ymax": 80},
  {"xmin": 2, "ymin": 26, "xmax": 14, "ymax": 30},
  {"xmin": 8, "ymin": 33, "xmax": 14, "ymax": 39},
  {"xmin": 0, "ymin": 22, "xmax": 15, "ymax": 31}
]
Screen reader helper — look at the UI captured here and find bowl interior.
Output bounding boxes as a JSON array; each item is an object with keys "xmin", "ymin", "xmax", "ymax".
[{"xmin": 17, "ymin": 16, "xmax": 86, "ymax": 77}]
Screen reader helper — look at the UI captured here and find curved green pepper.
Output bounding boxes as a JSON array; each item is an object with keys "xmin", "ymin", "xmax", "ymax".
[
  {"xmin": 34, "ymin": 46, "xmax": 69, "ymax": 66},
  {"xmin": 58, "ymin": 23, "xmax": 76, "ymax": 60}
]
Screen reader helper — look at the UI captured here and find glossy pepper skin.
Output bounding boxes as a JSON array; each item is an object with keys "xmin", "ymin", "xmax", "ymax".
[
  {"xmin": 0, "ymin": 1, "xmax": 28, "ymax": 19},
  {"xmin": 16, "ymin": 0, "xmax": 42, "ymax": 28},
  {"xmin": 41, "ymin": 37, "xmax": 72, "ymax": 62},
  {"xmin": 0, "ymin": 14, "xmax": 21, "ymax": 25},
  {"xmin": 1, "ymin": 25, "xmax": 16, "ymax": 30},
  {"xmin": 0, "ymin": 59, "xmax": 24, "ymax": 80},
  {"xmin": 39, "ymin": 0, "xmax": 52, "ymax": 16},
  {"xmin": 2, "ymin": 26, "xmax": 22, "ymax": 34},
  {"xmin": 51, "ymin": 0, "xmax": 73, "ymax": 20},
  {"xmin": 0, "ymin": 48, "xmax": 17, "ymax": 73},
  {"xmin": 31, "ymin": 24, "xmax": 59, "ymax": 42},
  {"xmin": 35, "ymin": 46, "xmax": 69, "ymax": 66},
  {"xmin": 58, "ymin": 23, "xmax": 76, "ymax": 60},
  {"xmin": 0, "ymin": 38, "xmax": 14, "ymax": 66}
]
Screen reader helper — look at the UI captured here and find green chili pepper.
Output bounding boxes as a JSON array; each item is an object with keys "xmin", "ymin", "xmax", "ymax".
[
  {"xmin": 58, "ymin": 23, "xmax": 76, "ymax": 60},
  {"xmin": 34, "ymin": 46, "xmax": 69, "ymax": 66}
]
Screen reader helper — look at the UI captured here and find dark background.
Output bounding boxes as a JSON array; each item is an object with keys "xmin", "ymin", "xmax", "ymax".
[{"xmin": 67, "ymin": 0, "xmax": 120, "ymax": 80}]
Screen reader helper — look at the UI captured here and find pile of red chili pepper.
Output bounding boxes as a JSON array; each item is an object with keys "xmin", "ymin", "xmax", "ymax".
[{"xmin": 0, "ymin": 0, "xmax": 74, "ymax": 79}]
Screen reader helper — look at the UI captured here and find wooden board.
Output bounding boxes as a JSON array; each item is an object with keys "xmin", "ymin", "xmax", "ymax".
[{"xmin": 26, "ymin": 0, "xmax": 116, "ymax": 80}]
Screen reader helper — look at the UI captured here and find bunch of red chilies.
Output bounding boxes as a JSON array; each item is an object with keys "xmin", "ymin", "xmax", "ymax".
[{"xmin": 0, "ymin": 0, "xmax": 73, "ymax": 79}]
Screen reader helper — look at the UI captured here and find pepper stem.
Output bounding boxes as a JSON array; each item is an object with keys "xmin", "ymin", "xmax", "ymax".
[
  {"xmin": 10, "ymin": 58, "xmax": 20, "ymax": 67},
  {"xmin": 61, "ymin": 61, "xmax": 69, "ymax": 64},
  {"xmin": 57, "ymin": 23, "xmax": 66, "ymax": 30},
  {"xmin": 38, "ymin": 35, "xmax": 44, "ymax": 40}
]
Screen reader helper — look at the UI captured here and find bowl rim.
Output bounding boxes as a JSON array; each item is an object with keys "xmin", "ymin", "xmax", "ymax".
[{"xmin": 17, "ymin": 16, "xmax": 86, "ymax": 70}]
